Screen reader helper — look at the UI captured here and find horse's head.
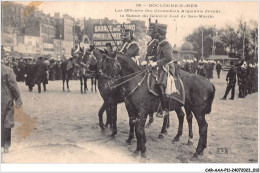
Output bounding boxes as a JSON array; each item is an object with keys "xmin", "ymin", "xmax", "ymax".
[{"xmin": 115, "ymin": 55, "xmax": 141, "ymax": 76}]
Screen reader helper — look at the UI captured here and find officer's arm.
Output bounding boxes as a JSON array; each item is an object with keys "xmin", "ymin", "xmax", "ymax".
[{"xmin": 156, "ymin": 43, "xmax": 173, "ymax": 67}]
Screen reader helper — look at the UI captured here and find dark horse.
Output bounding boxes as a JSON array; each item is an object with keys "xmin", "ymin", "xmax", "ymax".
[
  {"xmin": 92, "ymin": 49, "xmax": 186, "ymax": 144},
  {"xmin": 109, "ymin": 56, "xmax": 215, "ymax": 159}
]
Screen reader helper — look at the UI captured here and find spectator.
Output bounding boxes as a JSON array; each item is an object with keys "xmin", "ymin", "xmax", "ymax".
[{"xmin": 1, "ymin": 59, "xmax": 23, "ymax": 153}]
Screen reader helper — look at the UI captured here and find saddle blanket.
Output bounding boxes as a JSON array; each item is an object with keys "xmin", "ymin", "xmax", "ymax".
[{"xmin": 148, "ymin": 71, "xmax": 185, "ymax": 105}]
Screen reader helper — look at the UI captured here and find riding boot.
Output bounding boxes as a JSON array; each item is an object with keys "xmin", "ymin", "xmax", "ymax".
[{"xmin": 157, "ymin": 85, "xmax": 169, "ymax": 118}]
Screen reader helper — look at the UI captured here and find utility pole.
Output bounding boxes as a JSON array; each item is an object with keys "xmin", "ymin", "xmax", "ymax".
[{"xmin": 201, "ymin": 29, "xmax": 204, "ymax": 59}]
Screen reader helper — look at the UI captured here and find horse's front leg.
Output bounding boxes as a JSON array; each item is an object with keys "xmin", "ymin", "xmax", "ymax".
[
  {"xmin": 94, "ymin": 78, "xmax": 97, "ymax": 92},
  {"xmin": 110, "ymin": 103, "xmax": 117, "ymax": 138},
  {"xmin": 66, "ymin": 78, "xmax": 70, "ymax": 92},
  {"xmin": 184, "ymin": 106, "xmax": 194, "ymax": 145},
  {"xmin": 62, "ymin": 79, "xmax": 65, "ymax": 92},
  {"xmin": 125, "ymin": 102, "xmax": 136, "ymax": 145},
  {"xmin": 91, "ymin": 78, "xmax": 93, "ymax": 92},
  {"xmin": 158, "ymin": 115, "xmax": 169, "ymax": 139},
  {"xmin": 172, "ymin": 108, "xmax": 185, "ymax": 142},
  {"xmin": 135, "ymin": 112, "xmax": 148, "ymax": 158},
  {"xmin": 98, "ymin": 103, "xmax": 106, "ymax": 131},
  {"xmin": 80, "ymin": 77, "xmax": 83, "ymax": 94},
  {"xmin": 84, "ymin": 77, "xmax": 87, "ymax": 93}
]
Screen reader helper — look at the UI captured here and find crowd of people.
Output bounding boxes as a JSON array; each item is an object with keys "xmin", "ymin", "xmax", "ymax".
[
  {"xmin": 178, "ymin": 59, "xmax": 216, "ymax": 79},
  {"xmin": 222, "ymin": 60, "xmax": 258, "ymax": 100}
]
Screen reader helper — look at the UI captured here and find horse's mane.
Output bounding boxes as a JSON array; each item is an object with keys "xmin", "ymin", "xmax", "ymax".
[{"xmin": 117, "ymin": 56, "xmax": 141, "ymax": 73}]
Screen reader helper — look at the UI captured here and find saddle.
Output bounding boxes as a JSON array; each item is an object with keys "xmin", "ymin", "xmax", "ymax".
[{"xmin": 147, "ymin": 67, "xmax": 185, "ymax": 105}]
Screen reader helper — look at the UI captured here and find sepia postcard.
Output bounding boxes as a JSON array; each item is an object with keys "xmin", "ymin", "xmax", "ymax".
[{"xmin": 1, "ymin": 0, "xmax": 259, "ymax": 172}]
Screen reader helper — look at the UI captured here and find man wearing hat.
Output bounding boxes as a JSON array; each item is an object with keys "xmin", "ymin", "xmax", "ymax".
[
  {"xmin": 222, "ymin": 60, "xmax": 237, "ymax": 100},
  {"xmin": 1, "ymin": 57, "xmax": 23, "ymax": 153},
  {"xmin": 117, "ymin": 27, "xmax": 140, "ymax": 66},
  {"xmin": 149, "ymin": 22, "xmax": 175, "ymax": 118}
]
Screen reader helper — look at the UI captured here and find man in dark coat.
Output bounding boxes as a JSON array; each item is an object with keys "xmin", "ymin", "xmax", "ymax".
[
  {"xmin": 1, "ymin": 61, "xmax": 23, "ymax": 153},
  {"xmin": 216, "ymin": 61, "xmax": 222, "ymax": 79},
  {"xmin": 17, "ymin": 57, "xmax": 26, "ymax": 82},
  {"xmin": 24, "ymin": 60, "xmax": 36, "ymax": 92},
  {"xmin": 35, "ymin": 57, "xmax": 48, "ymax": 93},
  {"xmin": 222, "ymin": 61, "xmax": 237, "ymax": 100},
  {"xmin": 149, "ymin": 22, "xmax": 175, "ymax": 118}
]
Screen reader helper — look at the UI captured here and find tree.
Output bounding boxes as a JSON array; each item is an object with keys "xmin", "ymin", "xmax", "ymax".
[{"xmin": 185, "ymin": 26, "xmax": 225, "ymax": 59}]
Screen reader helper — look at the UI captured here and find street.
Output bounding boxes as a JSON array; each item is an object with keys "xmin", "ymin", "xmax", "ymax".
[{"xmin": 1, "ymin": 71, "xmax": 258, "ymax": 163}]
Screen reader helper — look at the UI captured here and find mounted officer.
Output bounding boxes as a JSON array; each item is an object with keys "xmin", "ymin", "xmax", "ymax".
[
  {"xmin": 117, "ymin": 26, "xmax": 140, "ymax": 66},
  {"xmin": 149, "ymin": 22, "xmax": 176, "ymax": 118}
]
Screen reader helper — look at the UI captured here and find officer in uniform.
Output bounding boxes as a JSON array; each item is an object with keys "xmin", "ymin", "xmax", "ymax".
[
  {"xmin": 222, "ymin": 61, "xmax": 237, "ymax": 100},
  {"xmin": 117, "ymin": 27, "xmax": 140, "ymax": 66},
  {"xmin": 149, "ymin": 22, "xmax": 175, "ymax": 118}
]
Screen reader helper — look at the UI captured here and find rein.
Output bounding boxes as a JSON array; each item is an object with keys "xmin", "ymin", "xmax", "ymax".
[{"xmin": 108, "ymin": 67, "xmax": 149, "ymax": 89}]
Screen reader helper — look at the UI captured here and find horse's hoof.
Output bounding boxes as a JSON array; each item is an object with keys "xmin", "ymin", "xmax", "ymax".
[
  {"xmin": 190, "ymin": 153, "xmax": 199, "ymax": 161},
  {"xmin": 104, "ymin": 124, "xmax": 108, "ymax": 128},
  {"xmin": 4, "ymin": 148, "xmax": 9, "ymax": 153},
  {"xmin": 158, "ymin": 133, "xmax": 165, "ymax": 139},
  {"xmin": 187, "ymin": 138, "xmax": 194, "ymax": 145},
  {"xmin": 172, "ymin": 137, "xmax": 180, "ymax": 143},
  {"xmin": 132, "ymin": 150, "xmax": 140, "ymax": 157},
  {"xmin": 125, "ymin": 139, "xmax": 131, "ymax": 145},
  {"xmin": 141, "ymin": 152, "xmax": 148, "ymax": 159},
  {"xmin": 100, "ymin": 125, "xmax": 105, "ymax": 131},
  {"xmin": 198, "ymin": 151, "xmax": 204, "ymax": 156}
]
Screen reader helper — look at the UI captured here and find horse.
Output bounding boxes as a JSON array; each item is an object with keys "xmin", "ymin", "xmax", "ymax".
[
  {"xmin": 92, "ymin": 48, "xmax": 187, "ymax": 145},
  {"xmin": 109, "ymin": 56, "xmax": 215, "ymax": 159}
]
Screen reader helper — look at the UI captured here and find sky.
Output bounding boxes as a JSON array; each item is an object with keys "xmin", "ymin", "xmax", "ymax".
[{"xmin": 14, "ymin": 1, "xmax": 258, "ymax": 47}]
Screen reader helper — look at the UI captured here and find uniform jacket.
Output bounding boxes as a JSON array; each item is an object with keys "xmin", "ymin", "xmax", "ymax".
[
  {"xmin": 1, "ymin": 63, "xmax": 21, "ymax": 128},
  {"xmin": 119, "ymin": 41, "xmax": 140, "ymax": 58},
  {"xmin": 226, "ymin": 65, "xmax": 237, "ymax": 86},
  {"xmin": 146, "ymin": 39, "xmax": 159, "ymax": 62},
  {"xmin": 155, "ymin": 38, "xmax": 175, "ymax": 86}
]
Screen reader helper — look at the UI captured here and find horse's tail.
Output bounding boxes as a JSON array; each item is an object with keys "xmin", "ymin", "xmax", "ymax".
[{"xmin": 204, "ymin": 83, "xmax": 215, "ymax": 114}]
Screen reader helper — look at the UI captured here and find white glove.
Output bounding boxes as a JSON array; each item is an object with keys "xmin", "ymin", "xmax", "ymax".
[
  {"xmin": 24, "ymin": 74, "xmax": 27, "ymax": 77},
  {"xmin": 141, "ymin": 61, "xmax": 147, "ymax": 66},
  {"xmin": 150, "ymin": 61, "xmax": 157, "ymax": 67}
]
